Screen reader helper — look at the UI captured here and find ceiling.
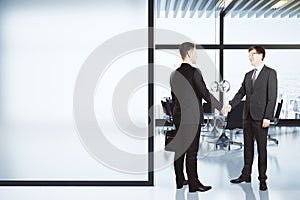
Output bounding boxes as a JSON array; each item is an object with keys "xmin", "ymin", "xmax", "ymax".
[{"xmin": 156, "ymin": 0, "xmax": 300, "ymax": 18}]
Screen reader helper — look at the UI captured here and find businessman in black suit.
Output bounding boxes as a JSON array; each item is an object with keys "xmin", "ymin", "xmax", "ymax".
[
  {"xmin": 170, "ymin": 42, "xmax": 212, "ymax": 192},
  {"xmin": 222, "ymin": 45, "xmax": 278, "ymax": 191}
]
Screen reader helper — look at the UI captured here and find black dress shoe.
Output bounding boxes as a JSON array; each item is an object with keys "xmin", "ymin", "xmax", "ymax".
[
  {"xmin": 177, "ymin": 180, "xmax": 188, "ymax": 189},
  {"xmin": 260, "ymin": 181, "xmax": 268, "ymax": 191},
  {"xmin": 189, "ymin": 183, "xmax": 212, "ymax": 192},
  {"xmin": 230, "ymin": 176, "xmax": 251, "ymax": 184}
]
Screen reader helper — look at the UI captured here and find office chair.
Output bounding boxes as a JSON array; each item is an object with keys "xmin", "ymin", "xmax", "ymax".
[
  {"xmin": 215, "ymin": 101, "xmax": 244, "ymax": 151},
  {"xmin": 160, "ymin": 97, "xmax": 175, "ymax": 131},
  {"xmin": 202, "ymin": 96, "xmax": 223, "ymax": 132},
  {"xmin": 268, "ymin": 99, "xmax": 283, "ymax": 145},
  {"xmin": 202, "ymin": 102, "xmax": 213, "ymax": 132}
]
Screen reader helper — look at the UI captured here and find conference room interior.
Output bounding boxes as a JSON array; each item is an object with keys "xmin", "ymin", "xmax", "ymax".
[{"xmin": 0, "ymin": 0, "xmax": 300, "ymax": 199}]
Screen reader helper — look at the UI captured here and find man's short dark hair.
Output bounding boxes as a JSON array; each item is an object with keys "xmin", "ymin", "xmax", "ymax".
[
  {"xmin": 248, "ymin": 45, "xmax": 266, "ymax": 60},
  {"xmin": 179, "ymin": 42, "xmax": 195, "ymax": 59}
]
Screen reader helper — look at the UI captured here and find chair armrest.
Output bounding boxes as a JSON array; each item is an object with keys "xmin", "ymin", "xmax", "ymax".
[{"xmin": 270, "ymin": 118, "xmax": 279, "ymax": 126}]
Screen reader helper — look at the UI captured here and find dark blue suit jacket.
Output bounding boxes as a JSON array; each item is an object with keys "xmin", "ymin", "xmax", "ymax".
[
  {"xmin": 230, "ymin": 65, "xmax": 278, "ymax": 121},
  {"xmin": 170, "ymin": 63, "xmax": 211, "ymax": 125}
]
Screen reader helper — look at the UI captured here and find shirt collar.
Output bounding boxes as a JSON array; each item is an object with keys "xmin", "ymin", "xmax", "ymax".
[
  {"xmin": 182, "ymin": 60, "xmax": 197, "ymax": 68},
  {"xmin": 253, "ymin": 63, "xmax": 264, "ymax": 74}
]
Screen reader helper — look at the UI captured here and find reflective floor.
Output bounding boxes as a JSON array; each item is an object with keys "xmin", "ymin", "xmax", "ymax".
[{"xmin": 0, "ymin": 126, "xmax": 300, "ymax": 200}]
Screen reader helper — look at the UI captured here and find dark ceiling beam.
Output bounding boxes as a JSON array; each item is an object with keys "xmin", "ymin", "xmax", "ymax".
[
  {"xmin": 181, "ymin": 0, "xmax": 188, "ymax": 12},
  {"xmin": 190, "ymin": 0, "xmax": 206, "ymax": 18},
  {"xmin": 157, "ymin": 0, "xmax": 161, "ymax": 18},
  {"xmin": 165, "ymin": 0, "xmax": 171, "ymax": 18},
  {"xmin": 181, "ymin": 0, "xmax": 193, "ymax": 17},
  {"xmin": 280, "ymin": 2, "xmax": 300, "ymax": 18},
  {"xmin": 214, "ymin": 7, "xmax": 223, "ymax": 18},
  {"xmin": 267, "ymin": 0, "xmax": 299, "ymax": 18},
  {"xmin": 264, "ymin": 1, "xmax": 288, "ymax": 18},
  {"xmin": 157, "ymin": 0, "xmax": 300, "ymax": 19},
  {"xmin": 222, "ymin": 0, "xmax": 240, "ymax": 17},
  {"xmin": 289, "ymin": 6, "xmax": 300, "ymax": 18},
  {"xmin": 198, "ymin": 0, "xmax": 209, "ymax": 10},
  {"xmin": 231, "ymin": 0, "xmax": 249, "ymax": 11},
  {"xmin": 248, "ymin": 0, "xmax": 273, "ymax": 18},
  {"xmin": 206, "ymin": 0, "xmax": 221, "ymax": 18},
  {"xmin": 198, "ymin": 0, "xmax": 211, "ymax": 18},
  {"xmin": 207, "ymin": 0, "xmax": 219, "ymax": 10},
  {"xmin": 272, "ymin": 1, "xmax": 300, "ymax": 17},
  {"xmin": 173, "ymin": 0, "xmax": 182, "ymax": 18},
  {"xmin": 256, "ymin": 0, "xmax": 281, "ymax": 18},
  {"xmin": 231, "ymin": 0, "xmax": 253, "ymax": 18},
  {"xmin": 239, "ymin": 0, "xmax": 260, "ymax": 18},
  {"xmin": 207, "ymin": 7, "xmax": 223, "ymax": 18},
  {"xmin": 190, "ymin": 0, "xmax": 198, "ymax": 10}
]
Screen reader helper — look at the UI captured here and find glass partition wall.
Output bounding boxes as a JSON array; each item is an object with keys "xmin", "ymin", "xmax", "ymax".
[
  {"xmin": 155, "ymin": 0, "xmax": 300, "ymax": 122},
  {"xmin": 155, "ymin": 8, "xmax": 221, "ymax": 121},
  {"xmin": 154, "ymin": 1, "xmax": 222, "ymax": 164},
  {"xmin": 223, "ymin": 17, "xmax": 300, "ymax": 120}
]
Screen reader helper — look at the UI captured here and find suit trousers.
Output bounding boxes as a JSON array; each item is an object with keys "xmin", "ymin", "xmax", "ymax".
[
  {"xmin": 174, "ymin": 124, "xmax": 201, "ymax": 188},
  {"xmin": 242, "ymin": 117, "xmax": 268, "ymax": 181}
]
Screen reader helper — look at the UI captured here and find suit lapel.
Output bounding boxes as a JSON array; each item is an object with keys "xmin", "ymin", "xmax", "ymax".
[
  {"xmin": 253, "ymin": 65, "xmax": 266, "ymax": 89},
  {"xmin": 246, "ymin": 65, "xmax": 266, "ymax": 91},
  {"xmin": 246, "ymin": 71, "xmax": 253, "ymax": 90},
  {"xmin": 253, "ymin": 65, "xmax": 267, "ymax": 89}
]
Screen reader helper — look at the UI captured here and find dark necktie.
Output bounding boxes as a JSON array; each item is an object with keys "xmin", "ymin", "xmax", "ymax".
[{"xmin": 251, "ymin": 69, "xmax": 257, "ymax": 87}]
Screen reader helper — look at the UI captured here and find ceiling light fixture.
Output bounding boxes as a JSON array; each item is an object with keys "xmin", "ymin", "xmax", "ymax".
[{"xmin": 271, "ymin": 0, "xmax": 289, "ymax": 9}]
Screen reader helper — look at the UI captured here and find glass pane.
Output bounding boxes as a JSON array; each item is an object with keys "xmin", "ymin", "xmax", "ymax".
[
  {"xmin": 155, "ymin": 15, "xmax": 219, "ymax": 44},
  {"xmin": 224, "ymin": 49, "xmax": 300, "ymax": 119},
  {"xmin": 155, "ymin": 49, "xmax": 220, "ymax": 120},
  {"xmin": 224, "ymin": 17, "xmax": 300, "ymax": 44}
]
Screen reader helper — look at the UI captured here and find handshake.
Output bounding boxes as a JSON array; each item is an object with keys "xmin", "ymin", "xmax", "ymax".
[{"xmin": 221, "ymin": 104, "xmax": 232, "ymax": 115}]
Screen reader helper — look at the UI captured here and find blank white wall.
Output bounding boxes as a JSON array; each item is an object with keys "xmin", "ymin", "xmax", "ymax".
[
  {"xmin": 1, "ymin": 0, "xmax": 147, "ymax": 125},
  {"xmin": 0, "ymin": 0, "xmax": 149, "ymax": 180}
]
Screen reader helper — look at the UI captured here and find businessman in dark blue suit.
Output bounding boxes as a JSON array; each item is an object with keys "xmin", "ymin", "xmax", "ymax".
[
  {"xmin": 170, "ymin": 42, "xmax": 212, "ymax": 193},
  {"xmin": 222, "ymin": 46, "xmax": 278, "ymax": 191}
]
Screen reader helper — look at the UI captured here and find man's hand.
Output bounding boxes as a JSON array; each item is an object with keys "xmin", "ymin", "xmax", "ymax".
[
  {"xmin": 221, "ymin": 105, "xmax": 232, "ymax": 115},
  {"xmin": 262, "ymin": 119, "xmax": 270, "ymax": 128}
]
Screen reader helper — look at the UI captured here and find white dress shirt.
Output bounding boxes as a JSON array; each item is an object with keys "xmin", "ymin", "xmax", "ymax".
[{"xmin": 252, "ymin": 63, "xmax": 264, "ymax": 80}]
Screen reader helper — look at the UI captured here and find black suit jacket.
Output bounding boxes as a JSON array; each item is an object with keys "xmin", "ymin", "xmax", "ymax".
[
  {"xmin": 170, "ymin": 63, "xmax": 211, "ymax": 125},
  {"xmin": 229, "ymin": 65, "xmax": 278, "ymax": 121}
]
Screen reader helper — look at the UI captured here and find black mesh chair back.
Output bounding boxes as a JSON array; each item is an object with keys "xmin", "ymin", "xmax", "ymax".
[
  {"xmin": 274, "ymin": 99, "xmax": 283, "ymax": 119},
  {"xmin": 215, "ymin": 101, "xmax": 244, "ymax": 150},
  {"xmin": 161, "ymin": 97, "xmax": 174, "ymax": 123},
  {"xmin": 268, "ymin": 99, "xmax": 283, "ymax": 145},
  {"xmin": 203, "ymin": 102, "xmax": 212, "ymax": 113},
  {"xmin": 226, "ymin": 101, "xmax": 244, "ymax": 130}
]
